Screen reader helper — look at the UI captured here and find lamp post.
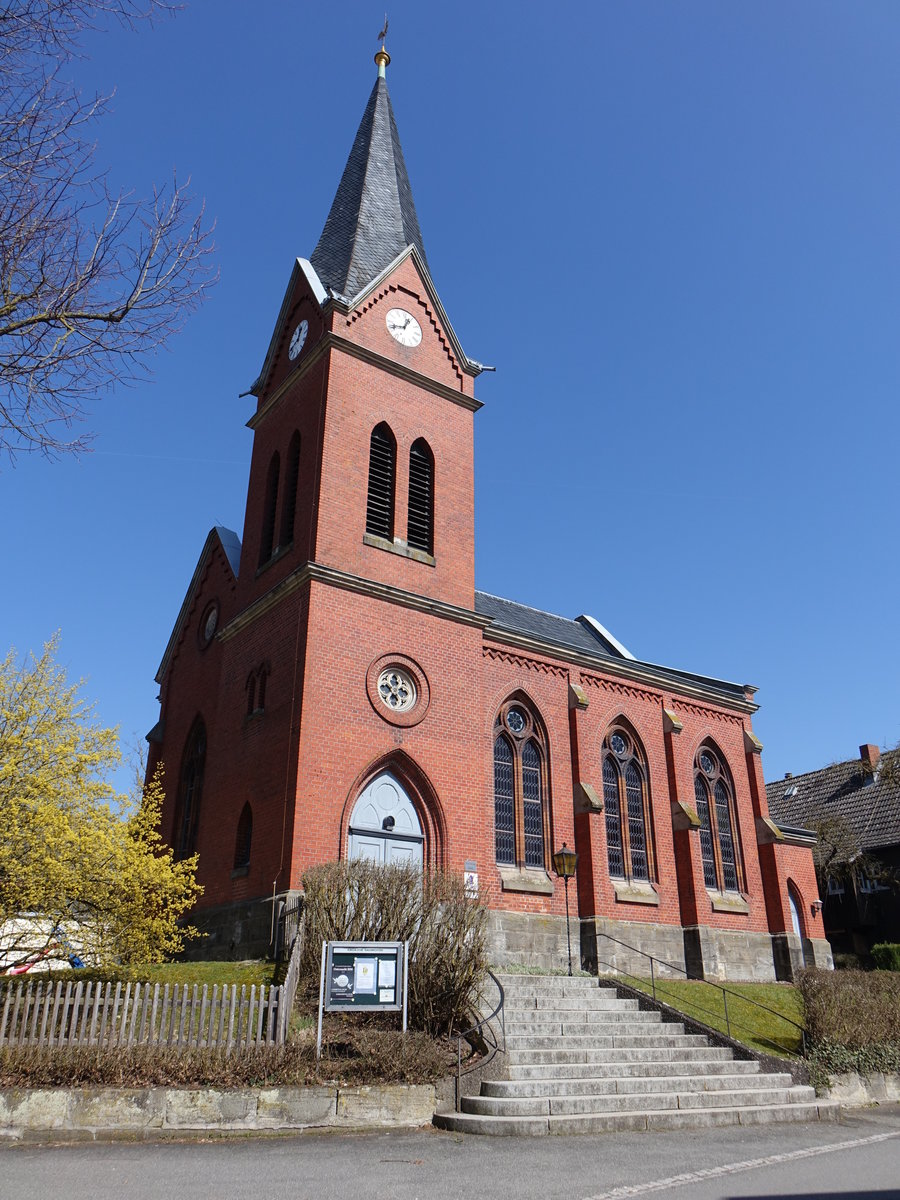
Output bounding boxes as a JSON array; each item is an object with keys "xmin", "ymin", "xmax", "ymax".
[{"xmin": 552, "ymin": 842, "xmax": 578, "ymax": 976}]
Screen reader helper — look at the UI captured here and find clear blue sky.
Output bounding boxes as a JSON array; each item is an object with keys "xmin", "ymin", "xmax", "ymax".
[{"xmin": 2, "ymin": 2, "xmax": 898, "ymax": 793}]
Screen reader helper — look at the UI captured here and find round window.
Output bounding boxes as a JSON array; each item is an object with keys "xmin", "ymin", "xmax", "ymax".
[
  {"xmin": 506, "ymin": 707, "xmax": 527, "ymax": 734},
  {"xmin": 700, "ymin": 752, "xmax": 716, "ymax": 777},
  {"xmin": 610, "ymin": 732, "xmax": 628, "ymax": 757},
  {"xmin": 377, "ymin": 668, "xmax": 417, "ymax": 712}
]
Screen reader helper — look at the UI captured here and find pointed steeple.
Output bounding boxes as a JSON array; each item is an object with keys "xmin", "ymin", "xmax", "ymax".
[{"xmin": 310, "ymin": 51, "xmax": 430, "ymax": 301}]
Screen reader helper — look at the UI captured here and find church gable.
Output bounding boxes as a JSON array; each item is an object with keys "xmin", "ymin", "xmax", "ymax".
[
  {"xmin": 252, "ymin": 259, "xmax": 328, "ymax": 406},
  {"xmin": 340, "ymin": 253, "xmax": 468, "ymax": 391}
]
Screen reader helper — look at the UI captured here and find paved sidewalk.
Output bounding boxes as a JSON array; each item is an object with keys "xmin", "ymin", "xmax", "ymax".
[{"xmin": 1, "ymin": 1103, "xmax": 899, "ymax": 1199}]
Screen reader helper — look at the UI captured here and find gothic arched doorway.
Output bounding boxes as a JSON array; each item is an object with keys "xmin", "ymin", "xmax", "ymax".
[{"xmin": 347, "ymin": 771, "xmax": 424, "ymax": 868}]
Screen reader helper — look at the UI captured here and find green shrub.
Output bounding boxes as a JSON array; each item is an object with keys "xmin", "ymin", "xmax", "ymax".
[
  {"xmin": 798, "ymin": 968, "xmax": 900, "ymax": 1049},
  {"xmin": 871, "ymin": 943, "xmax": 900, "ymax": 972},
  {"xmin": 299, "ymin": 860, "xmax": 487, "ymax": 1038}
]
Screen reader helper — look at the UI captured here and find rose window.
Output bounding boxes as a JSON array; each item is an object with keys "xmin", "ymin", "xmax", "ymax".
[{"xmin": 377, "ymin": 668, "xmax": 416, "ymax": 712}]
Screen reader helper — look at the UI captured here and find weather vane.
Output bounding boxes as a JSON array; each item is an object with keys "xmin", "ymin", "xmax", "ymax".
[{"xmin": 377, "ymin": 16, "xmax": 388, "ymax": 47}]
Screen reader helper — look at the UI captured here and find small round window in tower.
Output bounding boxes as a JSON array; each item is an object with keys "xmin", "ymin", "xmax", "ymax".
[
  {"xmin": 199, "ymin": 602, "xmax": 219, "ymax": 648},
  {"xmin": 377, "ymin": 667, "xmax": 417, "ymax": 712},
  {"xmin": 506, "ymin": 707, "xmax": 527, "ymax": 735}
]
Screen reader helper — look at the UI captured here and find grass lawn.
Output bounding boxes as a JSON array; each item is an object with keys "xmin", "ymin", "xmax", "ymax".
[
  {"xmin": 606, "ymin": 975, "xmax": 805, "ymax": 1057},
  {"xmin": 1, "ymin": 960, "xmax": 280, "ymax": 991}
]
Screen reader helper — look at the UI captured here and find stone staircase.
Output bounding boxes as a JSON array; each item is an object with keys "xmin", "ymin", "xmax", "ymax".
[{"xmin": 433, "ymin": 974, "xmax": 840, "ymax": 1135}]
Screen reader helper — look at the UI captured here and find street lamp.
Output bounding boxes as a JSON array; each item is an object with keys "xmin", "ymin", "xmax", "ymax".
[{"xmin": 552, "ymin": 842, "xmax": 578, "ymax": 976}]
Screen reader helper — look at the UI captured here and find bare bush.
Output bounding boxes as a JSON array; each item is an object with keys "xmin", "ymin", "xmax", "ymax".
[
  {"xmin": 299, "ymin": 860, "xmax": 487, "ymax": 1038},
  {"xmin": 798, "ymin": 968, "xmax": 900, "ymax": 1049}
]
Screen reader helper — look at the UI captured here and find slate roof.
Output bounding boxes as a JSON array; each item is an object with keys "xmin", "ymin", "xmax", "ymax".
[
  {"xmin": 767, "ymin": 750, "xmax": 900, "ymax": 852},
  {"xmin": 474, "ymin": 591, "xmax": 749, "ymax": 703},
  {"xmin": 310, "ymin": 76, "xmax": 429, "ymax": 301}
]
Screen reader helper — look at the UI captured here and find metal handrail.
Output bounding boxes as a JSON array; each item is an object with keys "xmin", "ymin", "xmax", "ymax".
[
  {"xmin": 595, "ymin": 931, "xmax": 807, "ymax": 1057},
  {"xmin": 451, "ymin": 969, "xmax": 506, "ymax": 1112}
]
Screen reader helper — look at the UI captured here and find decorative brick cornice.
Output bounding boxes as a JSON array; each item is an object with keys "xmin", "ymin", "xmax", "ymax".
[
  {"xmin": 482, "ymin": 646, "xmax": 568, "ymax": 678},
  {"xmin": 677, "ymin": 699, "xmax": 745, "ymax": 726},
  {"xmin": 581, "ymin": 674, "xmax": 662, "ymax": 704}
]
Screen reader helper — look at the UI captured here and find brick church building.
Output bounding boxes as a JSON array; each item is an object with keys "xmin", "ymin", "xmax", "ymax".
[{"xmin": 148, "ymin": 49, "xmax": 830, "ymax": 981}]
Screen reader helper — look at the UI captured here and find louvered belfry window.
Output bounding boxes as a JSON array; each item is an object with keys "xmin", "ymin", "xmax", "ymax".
[
  {"xmin": 601, "ymin": 725, "xmax": 655, "ymax": 883},
  {"xmin": 259, "ymin": 451, "xmax": 280, "ymax": 566},
  {"xmin": 280, "ymin": 431, "xmax": 301, "ymax": 548},
  {"xmin": 366, "ymin": 423, "xmax": 396, "ymax": 540},
  {"xmin": 407, "ymin": 438, "xmax": 434, "ymax": 555},
  {"xmin": 694, "ymin": 744, "xmax": 744, "ymax": 893},
  {"xmin": 493, "ymin": 700, "xmax": 548, "ymax": 870}
]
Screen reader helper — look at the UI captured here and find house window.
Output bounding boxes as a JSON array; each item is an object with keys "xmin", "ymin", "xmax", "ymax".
[
  {"xmin": 694, "ymin": 744, "xmax": 744, "ymax": 892},
  {"xmin": 407, "ymin": 438, "xmax": 434, "ymax": 555},
  {"xmin": 493, "ymin": 700, "xmax": 548, "ymax": 869},
  {"xmin": 366, "ymin": 423, "xmax": 396, "ymax": 540},
  {"xmin": 234, "ymin": 803, "xmax": 252, "ymax": 870},
  {"xmin": 280, "ymin": 431, "xmax": 301, "ymax": 548},
  {"xmin": 259, "ymin": 451, "xmax": 280, "ymax": 565},
  {"xmin": 601, "ymin": 724, "xmax": 655, "ymax": 882},
  {"xmin": 826, "ymin": 875, "xmax": 845, "ymax": 896},
  {"xmin": 174, "ymin": 717, "xmax": 206, "ymax": 858}
]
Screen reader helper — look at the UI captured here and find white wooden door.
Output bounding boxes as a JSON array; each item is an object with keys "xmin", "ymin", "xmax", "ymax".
[{"xmin": 348, "ymin": 772, "xmax": 424, "ymax": 868}]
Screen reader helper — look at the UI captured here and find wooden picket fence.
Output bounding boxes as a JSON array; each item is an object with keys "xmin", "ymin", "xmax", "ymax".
[{"xmin": 0, "ymin": 978, "xmax": 290, "ymax": 1052}]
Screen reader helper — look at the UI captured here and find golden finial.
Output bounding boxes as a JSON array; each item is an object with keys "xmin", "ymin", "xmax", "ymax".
[{"xmin": 375, "ymin": 16, "xmax": 390, "ymax": 77}]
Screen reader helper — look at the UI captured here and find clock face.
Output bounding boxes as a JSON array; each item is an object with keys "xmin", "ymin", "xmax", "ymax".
[
  {"xmin": 288, "ymin": 319, "xmax": 309, "ymax": 361},
  {"xmin": 385, "ymin": 308, "xmax": 422, "ymax": 347}
]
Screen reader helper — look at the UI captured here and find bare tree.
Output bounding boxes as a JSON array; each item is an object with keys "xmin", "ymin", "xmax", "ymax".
[{"xmin": 0, "ymin": 1, "xmax": 215, "ymax": 460}]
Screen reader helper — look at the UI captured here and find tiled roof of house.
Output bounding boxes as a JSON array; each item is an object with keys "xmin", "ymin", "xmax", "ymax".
[
  {"xmin": 310, "ymin": 75, "xmax": 428, "ymax": 301},
  {"xmin": 767, "ymin": 748, "xmax": 900, "ymax": 852}
]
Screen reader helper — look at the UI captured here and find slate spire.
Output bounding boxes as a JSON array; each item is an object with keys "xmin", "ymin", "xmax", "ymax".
[{"xmin": 310, "ymin": 50, "xmax": 430, "ymax": 301}]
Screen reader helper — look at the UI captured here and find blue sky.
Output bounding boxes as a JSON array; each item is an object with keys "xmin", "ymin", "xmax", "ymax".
[{"xmin": 2, "ymin": 1, "xmax": 898, "ymax": 792}]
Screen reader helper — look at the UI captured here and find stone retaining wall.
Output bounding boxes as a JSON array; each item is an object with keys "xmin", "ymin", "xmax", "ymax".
[
  {"xmin": 0, "ymin": 1084, "xmax": 435, "ymax": 1141},
  {"xmin": 822, "ymin": 1073, "xmax": 900, "ymax": 1105}
]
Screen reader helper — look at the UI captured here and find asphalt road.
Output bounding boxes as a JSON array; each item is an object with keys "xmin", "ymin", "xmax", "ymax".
[{"xmin": 2, "ymin": 1105, "xmax": 899, "ymax": 1200}]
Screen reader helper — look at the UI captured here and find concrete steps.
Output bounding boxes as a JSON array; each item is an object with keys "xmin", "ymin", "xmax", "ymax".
[{"xmin": 433, "ymin": 974, "xmax": 840, "ymax": 1136}]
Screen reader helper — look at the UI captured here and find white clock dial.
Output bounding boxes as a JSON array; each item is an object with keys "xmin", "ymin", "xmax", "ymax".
[
  {"xmin": 385, "ymin": 308, "xmax": 422, "ymax": 348},
  {"xmin": 288, "ymin": 319, "xmax": 309, "ymax": 361}
]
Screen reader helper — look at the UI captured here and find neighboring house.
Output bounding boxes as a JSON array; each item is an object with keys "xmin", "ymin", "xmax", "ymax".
[
  {"xmin": 767, "ymin": 744, "xmax": 900, "ymax": 961},
  {"xmin": 145, "ymin": 48, "xmax": 830, "ymax": 984}
]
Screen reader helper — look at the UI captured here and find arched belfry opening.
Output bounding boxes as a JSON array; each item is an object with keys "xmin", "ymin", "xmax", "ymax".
[{"xmin": 347, "ymin": 771, "xmax": 424, "ymax": 868}]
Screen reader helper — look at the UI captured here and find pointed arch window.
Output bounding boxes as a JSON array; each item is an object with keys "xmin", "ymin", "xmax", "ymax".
[
  {"xmin": 366, "ymin": 423, "xmax": 396, "ymax": 541},
  {"xmin": 694, "ymin": 744, "xmax": 744, "ymax": 893},
  {"xmin": 493, "ymin": 699, "xmax": 548, "ymax": 869},
  {"xmin": 234, "ymin": 803, "xmax": 252, "ymax": 871},
  {"xmin": 280, "ymin": 431, "xmax": 301, "ymax": 548},
  {"xmin": 259, "ymin": 451, "xmax": 280, "ymax": 565},
  {"xmin": 407, "ymin": 438, "xmax": 434, "ymax": 555},
  {"xmin": 601, "ymin": 725, "xmax": 655, "ymax": 882},
  {"xmin": 174, "ymin": 717, "xmax": 206, "ymax": 859}
]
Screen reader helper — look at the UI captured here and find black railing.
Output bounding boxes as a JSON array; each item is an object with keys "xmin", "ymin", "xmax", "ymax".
[
  {"xmin": 594, "ymin": 931, "xmax": 807, "ymax": 1057},
  {"xmin": 451, "ymin": 969, "xmax": 506, "ymax": 1112}
]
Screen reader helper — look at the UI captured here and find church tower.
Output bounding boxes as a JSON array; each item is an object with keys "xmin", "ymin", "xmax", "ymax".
[{"xmin": 236, "ymin": 45, "xmax": 484, "ymax": 617}]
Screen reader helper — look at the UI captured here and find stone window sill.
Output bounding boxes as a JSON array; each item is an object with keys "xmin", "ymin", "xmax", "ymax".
[
  {"xmin": 708, "ymin": 890, "xmax": 749, "ymax": 914},
  {"xmin": 499, "ymin": 867, "xmax": 554, "ymax": 895},
  {"xmin": 612, "ymin": 879, "xmax": 660, "ymax": 906},
  {"xmin": 363, "ymin": 532, "xmax": 435, "ymax": 567},
  {"xmin": 231, "ymin": 866, "xmax": 250, "ymax": 880}
]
